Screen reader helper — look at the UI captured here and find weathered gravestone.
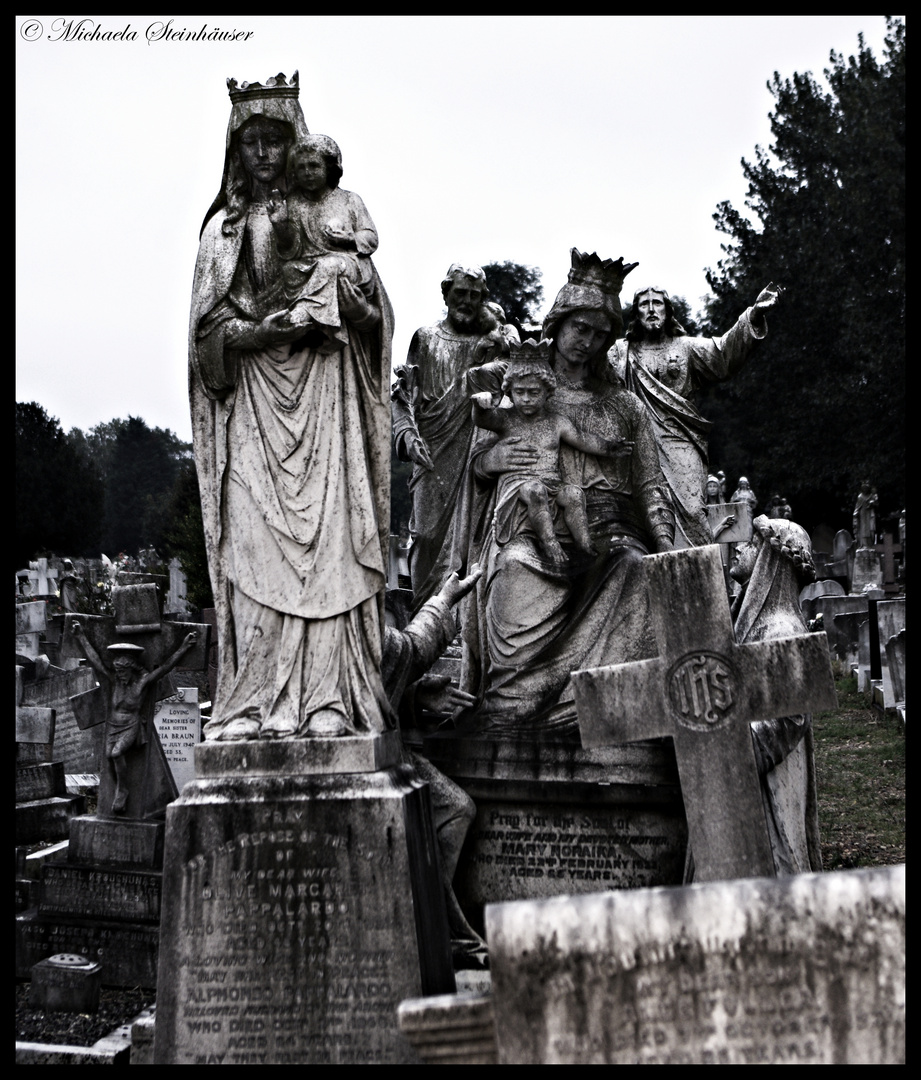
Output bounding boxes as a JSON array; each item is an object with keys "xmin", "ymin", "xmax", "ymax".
[
  {"xmin": 885, "ymin": 629, "xmax": 905, "ymax": 714},
  {"xmin": 16, "ymin": 600, "xmax": 48, "ymax": 660},
  {"xmin": 421, "ymin": 734, "xmax": 686, "ymax": 935},
  {"xmin": 573, "ymin": 546, "xmax": 836, "ymax": 882},
  {"xmin": 830, "ymin": 528, "xmax": 855, "ymax": 584},
  {"xmin": 483, "ymin": 864, "xmax": 905, "ymax": 1064},
  {"xmin": 16, "ymin": 666, "xmax": 86, "ymax": 846},
  {"xmin": 876, "ymin": 599, "xmax": 906, "ymax": 710},
  {"xmin": 153, "ymin": 686, "xmax": 201, "ymax": 793}
]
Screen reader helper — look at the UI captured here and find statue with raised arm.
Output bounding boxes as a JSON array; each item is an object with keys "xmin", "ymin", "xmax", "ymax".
[
  {"xmin": 71, "ymin": 621, "xmax": 197, "ymax": 813},
  {"xmin": 391, "ymin": 264, "xmax": 517, "ymax": 606},
  {"xmin": 610, "ymin": 283, "xmax": 782, "ymax": 548}
]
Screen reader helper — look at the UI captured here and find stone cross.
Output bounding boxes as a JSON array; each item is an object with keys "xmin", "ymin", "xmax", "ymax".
[
  {"xmin": 572, "ymin": 546, "xmax": 837, "ymax": 882},
  {"xmin": 874, "ymin": 531, "xmax": 903, "ymax": 594},
  {"xmin": 29, "ymin": 557, "xmax": 58, "ymax": 595},
  {"xmin": 64, "ymin": 583, "xmax": 209, "ymax": 819}
]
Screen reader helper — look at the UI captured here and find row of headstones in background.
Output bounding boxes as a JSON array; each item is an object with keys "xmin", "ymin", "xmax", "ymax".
[
  {"xmin": 810, "ymin": 525, "xmax": 904, "ymax": 596},
  {"xmin": 398, "ymin": 864, "xmax": 904, "ymax": 1064},
  {"xmin": 15, "ymin": 557, "xmax": 190, "ymax": 616},
  {"xmin": 799, "ymin": 586, "xmax": 906, "ymax": 712}
]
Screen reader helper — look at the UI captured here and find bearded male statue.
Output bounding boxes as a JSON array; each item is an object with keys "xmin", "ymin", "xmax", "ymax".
[
  {"xmin": 392, "ymin": 264, "xmax": 516, "ymax": 606},
  {"xmin": 610, "ymin": 284, "xmax": 781, "ymax": 548}
]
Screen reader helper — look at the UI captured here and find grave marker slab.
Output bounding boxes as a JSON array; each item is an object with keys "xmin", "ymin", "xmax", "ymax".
[
  {"xmin": 485, "ymin": 864, "xmax": 905, "ymax": 1064},
  {"xmin": 573, "ymin": 546, "xmax": 836, "ymax": 882},
  {"xmin": 876, "ymin": 599, "xmax": 906, "ymax": 708},
  {"xmin": 153, "ymin": 687, "xmax": 200, "ymax": 793}
]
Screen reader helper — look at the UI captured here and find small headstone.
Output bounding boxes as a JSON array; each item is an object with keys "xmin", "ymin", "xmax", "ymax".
[
  {"xmin": 485, "ymin": 864, "xmax": 905, "ymax": 1064},
  {"xmin": 16, "ymin": 601, "xmax": 47, "ymax": 660},
  {"xmin": 798, "ymin": 579, "xmax": 845, "ymax": 626},
  {"xmin": 885, "ymin": 629, "xmax": 906, "ymax": 708},
  {"xmin": 832, "ymin": 610, "xmax": 866, "ymax": 669},
  {"xmin": 831, "ymin": 529, "xmax": 854, "ymax": 582},
  {"xmin": 16, "ymin": 666, "xmax": 86, "ymax": 844},
  {"xmin": 810, "ymin": 522, "xmax": 836, "ymax": 561},
  {"xmin": 876, "ymin": 599, "xmax": 906, "ymax": 708},
  {"xmin": 851, "ymin": 547, "xmax": 883, "ymax": 594},
  {"xmin": 397, "ymin": 991, "xmax": 498, "ymax": 1064},
  {"xmin": 165, "ymin": 557, "xmax": 190, "ymax": 616},
  {"xmin": 153, "ymin": 687, "xmax": 201, "ymax": 793}
]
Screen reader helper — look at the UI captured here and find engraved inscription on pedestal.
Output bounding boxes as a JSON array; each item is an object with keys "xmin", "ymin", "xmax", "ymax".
[
  {"xmin": 461, "ymin": 804, "xmax": 685, "ymax": 901},
  {"xmin": 154, "ymin": 770, "xmax": 453, "ymax": 1064}
]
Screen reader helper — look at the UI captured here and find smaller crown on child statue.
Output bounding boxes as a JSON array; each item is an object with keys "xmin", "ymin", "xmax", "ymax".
[
  {"xmin": 227, "ymin": 71, "xmax": 300, "ymax": 103},
  {"xmin": 567, "ymin": 249, "xmax": 639, "ymax": 296},
  {"xmin": 507, "ymin": 338, "xmax": 554, "ymax": 366}
]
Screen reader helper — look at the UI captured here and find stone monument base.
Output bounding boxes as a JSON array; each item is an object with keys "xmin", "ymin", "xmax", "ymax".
[
  {"xmin": 153, "ymin": 734, "xmax": 454, "ymax": 1064},
  {"xmin": 851, "ymin": 547, "xmax": 883, "ymax": 593},
  {"xmin": 421, "ymin": 734, "xmax": 688, "ymax": 934}
]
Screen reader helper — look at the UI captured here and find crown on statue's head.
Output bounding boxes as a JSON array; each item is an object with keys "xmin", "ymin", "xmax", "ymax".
[
  {"xmin": 507, "ymin": 338, "xmax": 554, "ymax": 366},
  {"xmin": 567, "ymin": 249, "xmax": 639, "ymax": 296},
  {"xmin": 227, "ymin": 71, "xmax": 300, "ymax": 103}
]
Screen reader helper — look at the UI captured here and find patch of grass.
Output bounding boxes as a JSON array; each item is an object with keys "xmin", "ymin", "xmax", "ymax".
[{"xmin": 813, "ymin": 677, "xmax": 905, "ymax": 870}]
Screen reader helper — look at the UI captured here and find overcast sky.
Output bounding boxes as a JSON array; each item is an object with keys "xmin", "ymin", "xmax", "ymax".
[{"xmin": 16, "ymin": 15, "xmax": 896, "ymax": 444}]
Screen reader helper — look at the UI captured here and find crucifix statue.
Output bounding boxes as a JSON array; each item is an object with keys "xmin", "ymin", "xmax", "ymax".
[
  {"xmin": 65, "ymin": 584, "xmax": 209, "ymax": 819},
  {"xmin": 572, "ymin": 544, "xmax": 835, "ymax": 882}
]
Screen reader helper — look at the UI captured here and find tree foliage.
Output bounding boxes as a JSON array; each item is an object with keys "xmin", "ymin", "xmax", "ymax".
[
  {"xmin": 162, "ymin": 460, "xmax": 214, "ymax": 611},
  {"xmin": 18, "ymin": 408, "xmax": 193, "ymax": 564},
  {"xmin": 72, "ymin": 416, "xmax": 192, "ymax": 554},
  {"xmin": 699, "ymin": 18, "xmax": 904, "ymax": 531},
  {"xmin": 482, "ymin": 261, "xmax": 544, "ymax": 334},
  {"xmin": 16, "ymin": 402, "xmax": 104, "ymax": 563}
]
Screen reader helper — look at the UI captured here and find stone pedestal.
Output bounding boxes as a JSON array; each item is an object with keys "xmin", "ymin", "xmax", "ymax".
[
  {"xmin": 421, "ymin": 734, "xmax": 687, "ymax": 934},
  {"xmin": 153, "ymin": 732, "xmax": 454, "ymax": 1064},
  {"xmin": 851, "ymin": 547, "xmax": 883, "ymax": 593}
]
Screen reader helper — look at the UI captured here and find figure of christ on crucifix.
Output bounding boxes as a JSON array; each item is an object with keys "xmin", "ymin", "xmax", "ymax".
[
  {"xmin": 572, "ymin": 542, "xmax": 835, "ymax": 882},
  {"xmin": 71, "ymin": 622, "xmax": 198, "ymax": 813}
]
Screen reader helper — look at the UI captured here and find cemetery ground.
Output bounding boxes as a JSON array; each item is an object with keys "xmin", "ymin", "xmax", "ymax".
[
  {"xmin": 16, "ymin": 677, "xmax": 904, "ymax": 1052},
  {"xmin": 814, "ymin": 675, "xmax": 905, "ymax": 870}
]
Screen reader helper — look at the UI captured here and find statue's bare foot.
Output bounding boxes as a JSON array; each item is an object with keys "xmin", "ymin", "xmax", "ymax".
[
  {"xmin": 260, "ymin": 714, "xmax": 299, "ymax": 739},
  {"xmin": 215, "ymin": 717, "xmax": 261, "ymax": 741},
  {"xmin": 112, "ymin": 787, "xmax": 128, "ymax": 814},
  {"xmin": 306, "ymin": 709, "xmax": 349, "ymax": 738}
]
